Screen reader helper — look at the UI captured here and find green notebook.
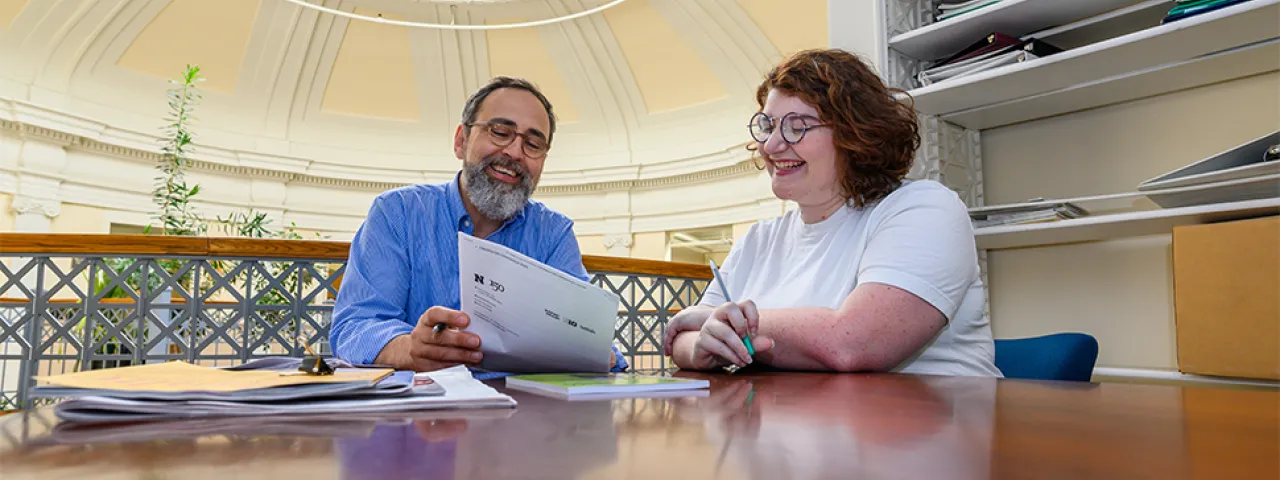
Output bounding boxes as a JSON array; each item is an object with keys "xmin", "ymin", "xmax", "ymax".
[{"xmin": 505, "ymin": 373, "xmax": 710, "ymax": 398}]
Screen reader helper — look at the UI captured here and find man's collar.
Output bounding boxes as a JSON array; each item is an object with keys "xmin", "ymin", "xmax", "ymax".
[
  {"xmin": 445, "ymin": 173, "xmax": 470, "ymax": 227},
  {"xmin": 447, "ymin": 171, "xmax": 528, "ymax": 233}
]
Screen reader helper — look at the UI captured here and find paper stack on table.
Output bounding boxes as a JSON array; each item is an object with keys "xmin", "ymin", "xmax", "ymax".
[
  {"xmin": 32, "ymin": 362, "xmax": 516, "ymax": 423},
  {"xmin": 33, "ymin": 361, "xmax": 412, "ymax": 402}
]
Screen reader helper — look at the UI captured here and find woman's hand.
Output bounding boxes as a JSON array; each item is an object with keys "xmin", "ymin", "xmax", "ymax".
[
  {"xmin": 688, "ymin": 301, "xmax": 774, "ymax": 370},
  {"xmin": 662, "ymin": 305, "xmax": 713, "ymax": 356}
]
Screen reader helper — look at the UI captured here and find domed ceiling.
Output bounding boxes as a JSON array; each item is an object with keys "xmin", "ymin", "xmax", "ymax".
[{"xmin": 0, "ymin": 0, "xmax": 828, "ymax": 187}]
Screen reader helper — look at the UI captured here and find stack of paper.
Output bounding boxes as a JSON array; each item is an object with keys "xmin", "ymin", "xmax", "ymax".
[
  {"xmin": 32, "ymin": 362, "xmax": 516, "ymax": 423},
  {"xmin": 918, "ymin": 33, "xmax": 1063, "ymax": 86},
  {"xmin": 937, "ymin": 0, "xmax": 1001, "ymax": 21},
  {"xmin": 33, "ymin": 362, "xmax": 413, "ymax": 402},
  {"xmin": 969, "ymin": 201, "xmax": 1089, "ymax": 228}
]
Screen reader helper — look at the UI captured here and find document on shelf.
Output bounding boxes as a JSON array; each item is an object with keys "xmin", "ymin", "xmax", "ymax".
[{"xmin": 457, "ymin": 232, "xmax": 621, "ymax": 374}]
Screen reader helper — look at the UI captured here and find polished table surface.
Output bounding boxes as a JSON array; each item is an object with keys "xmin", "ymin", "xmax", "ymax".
[{"xmin": 1, "ymin": 371, "xmax": 1276, "ymax": 479}]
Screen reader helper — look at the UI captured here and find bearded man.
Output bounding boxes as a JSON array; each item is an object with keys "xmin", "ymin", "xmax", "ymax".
[{"xmin": 330, "ymin": 77, "xmax": 627, "ymax": 374}]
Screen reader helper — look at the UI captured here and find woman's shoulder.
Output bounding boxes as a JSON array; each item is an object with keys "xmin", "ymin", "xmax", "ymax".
[
  {"xmin": 872, "ymin": 179, "xmax": 969, "ymax": 215},
  {"xmin": 748, "ymin": 208, "xmax": 805, "ymax": 236}
]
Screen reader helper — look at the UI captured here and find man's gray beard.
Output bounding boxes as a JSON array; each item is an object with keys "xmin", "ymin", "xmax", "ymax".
[{"xmin": 462, "ymin": 154, "xmax": 535, "ymax": 222}]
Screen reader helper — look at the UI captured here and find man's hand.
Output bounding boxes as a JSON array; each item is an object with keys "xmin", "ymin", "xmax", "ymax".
[{"xmin": 375, "ymin": 306, "xmax": 483, "ymax": 372}]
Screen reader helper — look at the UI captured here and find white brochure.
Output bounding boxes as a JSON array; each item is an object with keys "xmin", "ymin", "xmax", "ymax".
[{"xmin": 457, "ymin": 232, "xmax": 620, "ymax": 373}]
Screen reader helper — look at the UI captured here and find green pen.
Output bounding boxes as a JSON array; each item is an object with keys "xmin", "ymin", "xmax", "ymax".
[{"xmin": 709, "ymin": 259, "xmax": 755, "ymax": 356}]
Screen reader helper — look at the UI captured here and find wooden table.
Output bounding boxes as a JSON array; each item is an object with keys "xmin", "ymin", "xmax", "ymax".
[{"xmin": 0, "ymin": 372, "xmax": 1276, "ymax": 479}]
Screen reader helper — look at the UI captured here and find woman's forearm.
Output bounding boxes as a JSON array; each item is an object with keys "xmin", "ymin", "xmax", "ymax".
[
  {"xmin": 668, "ymin": 307, "xmax": 844, "ymax": 371},
  {"xmin": 670, "ymin": 284, "xmax": 942, "ymax": 372},
  {"xmin": 756, "ymin": 283, "xmax": 947, "ymax": 372},
  {"xmin": 670, "ymin": 331, "xmax": 703, "ymax": 370},
  {"xmin": 753, "ymin": 307, "xmax": 851, "ymax": 371},
  {"xmin": 668, "ymin": 307, "xmax": 849, "ymax": 371}
]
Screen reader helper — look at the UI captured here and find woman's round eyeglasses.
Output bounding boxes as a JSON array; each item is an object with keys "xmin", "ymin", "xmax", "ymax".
[
  {"xmin": 466, "ymin": 121, "xmax": 550, "ymax": 159},
  {"xmin": 748, "ymin": 112, "xmax": 828, "ymax": 145}
]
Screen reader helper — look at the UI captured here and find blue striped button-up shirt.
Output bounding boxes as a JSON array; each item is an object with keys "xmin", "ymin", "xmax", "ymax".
[{"xmin": 330, "ymin": 175, "xmax": 627, "ymax": 373}]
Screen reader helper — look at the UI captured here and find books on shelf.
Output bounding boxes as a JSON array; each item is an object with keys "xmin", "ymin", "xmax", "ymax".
[
  {"xmin": 937, "ymin": 0, "xmax": 1002, "ymax": 21},
  {"xmin": 969, "ymin": 200, "xmax": 1089, "ymax": 228},
  {"xmin": 505, "ymin": 373, "xmax": 710, "ymax": 399},
  {"xmin": 917, "ymin": 33, "xmax": 1064, "ymax": 86},
  {"xmin": 1138, "ymin": 130, "xmax": 1280, "ymax": 208},
  {"xmin": 1163, "ymin": 0, "xmax": 1256, "ymax": 23}
]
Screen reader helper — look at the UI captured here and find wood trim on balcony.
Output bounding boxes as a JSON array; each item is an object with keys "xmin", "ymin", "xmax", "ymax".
[
  {"xmin": 0, "ymin": 234, "xmax": 209, "ymax": 256},
  {"xmin": 583, "ymin": 255, "xmax": 712, "ymax": 279},
  {"xmin": 0, "ymin": 234, "xmax": 713, "ymax": 279},
  {"xmin": 206, "ymin": 238, "xmax": 350, "ymax": 261},
  {"xmin": 0, "ymin": 298, "xmax": 243, "ymax": 306}
]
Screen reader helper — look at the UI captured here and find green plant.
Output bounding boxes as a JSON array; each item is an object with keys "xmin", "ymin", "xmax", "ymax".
[
  {"xmin": 90, "ymin": 65, "xmax": 208, "ymax": 302},
  {"xmin": 80, "ymin": 65, "xmax": 337, "ymax": 361},
  {"xmin": 146, "ymin": 64, "xmax": 206, "ymax": 237}
]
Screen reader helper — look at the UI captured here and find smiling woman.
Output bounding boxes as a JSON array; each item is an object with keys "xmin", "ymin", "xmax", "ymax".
[{"xmin": 666, "ymin": 49, "xmax": 1003, "ymax": 378}]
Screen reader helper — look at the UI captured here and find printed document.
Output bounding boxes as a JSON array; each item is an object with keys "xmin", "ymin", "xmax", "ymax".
[{"xmin": 457, "ymin": 232, "xmax": 620, "ymax": 373}]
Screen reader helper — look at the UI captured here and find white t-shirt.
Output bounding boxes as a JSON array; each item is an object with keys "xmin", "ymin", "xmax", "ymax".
[{"xmin": 700, "ymin": 180, "xmax": 1002, "ymax": 377}]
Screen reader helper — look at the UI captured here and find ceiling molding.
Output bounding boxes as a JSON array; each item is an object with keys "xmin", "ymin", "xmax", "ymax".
[
  {"xmin": 1, "ymin": 96, "xmax": 766, "ymax": 185},
  {"xmin": 15, "ymin": 122, "xmax": 79, "ymax": 147},
  {"xmin": 0, "ymin": 111, "xmax": 761, "ymax": 194}
]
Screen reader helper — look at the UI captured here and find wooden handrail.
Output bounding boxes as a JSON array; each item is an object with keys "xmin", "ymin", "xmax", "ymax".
[
  {"xmin": 0, "ymin": 234, "xmax": 713, "ymax": 279},
  {"xmin": 0, "ymin": 298, "xmax": 688, "ymax": 314},
  {"xmin": 0, "ymin": 234, "xmax": 349, "ymax": 260},
  {"xmin": 0, "ymin": 298, "xmax": 243, "ymax": 306}
]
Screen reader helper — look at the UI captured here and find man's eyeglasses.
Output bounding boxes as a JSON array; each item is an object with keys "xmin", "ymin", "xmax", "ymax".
[
  {"xmin": 748, "ymin": 112, "xmax": 828, "ymax": 145},
  {"xmin": 466, "ymin": 121, "xmax": 550, "ymax": 159}
]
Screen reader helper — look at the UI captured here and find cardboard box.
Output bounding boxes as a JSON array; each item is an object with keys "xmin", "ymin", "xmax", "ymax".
[{"xmin": 1172, "ymin": 215, "xmax": 1280, "ymax": 380}]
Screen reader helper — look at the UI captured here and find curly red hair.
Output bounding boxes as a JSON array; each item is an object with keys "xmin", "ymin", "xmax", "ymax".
[{"xmin": 750, "ymin": 49, "xmax": 920, "ymax": 207}]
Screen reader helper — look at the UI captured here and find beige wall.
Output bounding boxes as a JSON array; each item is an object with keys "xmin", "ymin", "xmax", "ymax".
[
  {"xmin": 983, "ymin": 72, "xmax": 1280, "ymax": 208},
  {"xmin": 0, "ymin": 193, "xmax": 12, "ymax": 232},
  {"xmin": 50, "ymin": 203, "xmax": 108, "ymax": 234},
  {"xmin": 988, "ymin": 236, "xmax": 1178, "ymax": 369},
  {"xmin": 577, "ymin": 234, "xmax": 607, "ymax": 256},
  {"xmin": 668, "ymin": 246, "xmax": 704, "ymax": 265},
  {"xmin": 982, "ymin": 73, "xmax": 1280, "ymax": 370},
  {"xmin": 631, "ymin": 231, "xmax": 667, "ymax": 260}
]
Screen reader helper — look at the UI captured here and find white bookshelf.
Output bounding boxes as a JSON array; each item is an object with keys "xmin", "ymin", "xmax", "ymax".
[
  {"xmin": 974, "ymin": 197, "xmax": 1280, "ymax": 250},
  {"xmin": 942, "ymin": 37, "xmax": 1279, "ymax": 129},
  {"xmin": 889, "ymin": 0, "xmax": 1140, "ymax": 61},
  {"xmin": 880, "ymin": 0, "xmax": 1280, "ymax": 387},
  {"xmin": 904, "ymin": 0, "xmax": 1280, "ymax": 121}
]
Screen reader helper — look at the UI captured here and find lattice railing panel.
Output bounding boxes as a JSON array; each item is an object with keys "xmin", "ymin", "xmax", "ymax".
[
  {"xmin": 591, "ymin": 273, "xmax": 708, "ymax": 375},
  {"xmin": 2, "ymin": 250, "xmax": 703, "ymax": 408}
]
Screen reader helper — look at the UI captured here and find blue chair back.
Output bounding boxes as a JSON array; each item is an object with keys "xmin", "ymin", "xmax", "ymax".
[{"xmin": 994, "ymin": 333, "xmax": 1099, "ymax": 382}]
